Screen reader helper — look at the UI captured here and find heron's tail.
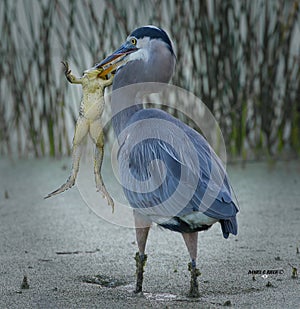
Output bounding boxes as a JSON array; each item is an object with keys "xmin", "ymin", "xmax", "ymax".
[{"xmin": 220, "ymin": 217, "xmax": 238, "ymax": 239}]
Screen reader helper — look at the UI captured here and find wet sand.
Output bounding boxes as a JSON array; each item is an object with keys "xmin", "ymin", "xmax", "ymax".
[{"xmin": 0, "ymin": 158, "xmax": 300, "ymax": 308}]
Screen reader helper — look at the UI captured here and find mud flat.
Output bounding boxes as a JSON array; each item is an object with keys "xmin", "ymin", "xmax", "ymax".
[{"xmin": 0, "ymin": 158, "xmax": 299, "ymax": 308}]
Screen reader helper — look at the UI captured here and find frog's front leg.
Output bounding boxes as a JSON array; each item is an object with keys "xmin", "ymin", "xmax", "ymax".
[
  {"xmin": 45, "ymin": 116, "xmax": 89, "ymax": 199},
  {"xmin": 101, "ymin": 74, "xmax": 114, "ymax": 87},
  {"xmin": 89, "ymin": 121, "xmax": 114, "ymax": 212},
  {"xmin": 61, "ymin": 61, "xmax": 83, "ymax": 84}
]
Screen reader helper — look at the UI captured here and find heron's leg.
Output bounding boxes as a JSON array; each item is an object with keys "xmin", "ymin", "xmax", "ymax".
[
  {"xmin": 44, "ymin": 117, "xmax": 88, "ymax": 199},
  {"xmin": 89, "ymin": 121, "xmax": 114, "ymax": 211},
  {"xmin": 182, "ymin": 232, "xmax": 201, "ymax": 298},
  {"xmin": 61, "ymin": 61, "xmax": 83, "ymax": 84},
  {"xmin": 133, "ymin": 211, "xmax": 151, "ymax": 293}
]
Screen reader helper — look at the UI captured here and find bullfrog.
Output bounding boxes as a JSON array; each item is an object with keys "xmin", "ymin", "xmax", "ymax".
[{"xmin": 45, "ymin": 61, "xmax": 114, "ymax": 212}]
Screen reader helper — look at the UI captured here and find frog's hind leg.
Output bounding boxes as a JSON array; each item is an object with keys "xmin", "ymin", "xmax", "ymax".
[
  {"xmin": 89, "ymin": 121, "xmax": 114, "ymax": 212},
  {"xmin": 45, "ymin": 117, "xmax": 89, "ymax": 199}
]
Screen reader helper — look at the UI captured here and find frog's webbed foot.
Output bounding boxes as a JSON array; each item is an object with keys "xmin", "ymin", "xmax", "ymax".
[
  {"xmin": 95, "ymin": 179, "xmax": 114, "ymax": 213},
  {"xmin": 45, "ymin": 130, "xmax": 84, "ymax": 200},
  {"xmin": 44, "ymin": 176, "xmax": 76, "ymax": 199}
]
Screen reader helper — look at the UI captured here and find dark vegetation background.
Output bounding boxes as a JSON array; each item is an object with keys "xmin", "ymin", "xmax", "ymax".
[{"xmin": 1, "ymin": 0, "xmax": 299, "ymax": 160}]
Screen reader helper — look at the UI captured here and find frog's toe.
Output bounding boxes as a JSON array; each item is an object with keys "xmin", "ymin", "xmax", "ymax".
[{"xmin": 44, "ymin": 177, "xmax": 75, "ymax": 199}]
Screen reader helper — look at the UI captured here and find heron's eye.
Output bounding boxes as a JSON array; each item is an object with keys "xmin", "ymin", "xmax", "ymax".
[{"xmin": 130, "ymin": 38, "xmax": 137, "ymax": 45}]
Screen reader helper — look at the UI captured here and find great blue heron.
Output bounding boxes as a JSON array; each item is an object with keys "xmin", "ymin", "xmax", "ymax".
[{"xmin": 96, "ymin": 25, "xmax": 238, "ymax": 297}]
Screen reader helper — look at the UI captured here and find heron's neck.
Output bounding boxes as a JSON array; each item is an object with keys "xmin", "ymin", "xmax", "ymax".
[{"xmin": 111, "ymin": 102, "xmax": 143, "ymax": 138}]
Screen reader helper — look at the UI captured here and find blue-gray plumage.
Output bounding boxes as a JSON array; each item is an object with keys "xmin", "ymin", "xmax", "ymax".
[
  {"xmin": 120, "ymin": 108, "xmax": 237, "ymax": 237},
  {"xmin": 96, "ymin": 25, "xmax": 238, "ymax": 297}
]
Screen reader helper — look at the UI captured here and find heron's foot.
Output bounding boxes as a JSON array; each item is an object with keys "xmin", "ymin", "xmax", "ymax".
[
  {"xmin": 44, "ymin": 176, "xmax": 76, "ymax": 199},
  {"xmin": 188, "ymin": 262, "xmax": 201, "ymax": 298},
  {"xmin": 96, "ymin": 182, "xmax": 114, "ymax": 213},
  {"xmin": 134, "ymin": 252, "xmax": 147, "ymax": 294}
]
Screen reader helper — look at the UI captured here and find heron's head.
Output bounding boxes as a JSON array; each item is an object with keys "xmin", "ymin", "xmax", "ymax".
[{"xmin": 97, "ymin": 26, "xmax": 176, "ymax": 85}]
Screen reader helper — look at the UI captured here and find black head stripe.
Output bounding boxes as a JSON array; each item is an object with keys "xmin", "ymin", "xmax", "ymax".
[{"xmin": 130, "ymin": 26, "xmax": 174, "ymax": 55}]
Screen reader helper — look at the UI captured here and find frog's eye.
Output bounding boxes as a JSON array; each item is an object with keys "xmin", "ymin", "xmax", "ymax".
[{"xmin": 130, "ymin": 38, "xmax": 137, "ymax": 45}]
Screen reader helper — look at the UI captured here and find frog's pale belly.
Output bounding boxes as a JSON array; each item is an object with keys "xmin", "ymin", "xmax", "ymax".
[
  {"xmin": 80, "ymin": 94, "xmax": 104, "ymax": 121},
  {"xmin": 80, "ymin": 91, "xmax": 105, "ymax": 120}
]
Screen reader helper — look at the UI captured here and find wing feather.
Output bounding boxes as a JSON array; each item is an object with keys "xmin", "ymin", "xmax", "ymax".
[{"xmin": 117, "ymin": 108, "xmax": 238, "ymax": 236}]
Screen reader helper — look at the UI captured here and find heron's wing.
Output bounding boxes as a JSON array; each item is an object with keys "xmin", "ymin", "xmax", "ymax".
[{"xmin": 117, "ymin": 109, "xmax": 238, "ymax": 231}]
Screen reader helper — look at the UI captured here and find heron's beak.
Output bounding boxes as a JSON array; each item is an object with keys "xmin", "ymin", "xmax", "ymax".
[
  {"xmin": 83, "ymin": 66, "xmax": 103, "ymax": 78},
  {"xmin": 96, "ymin": 41, "xmax": 138, "ymax": 78}
]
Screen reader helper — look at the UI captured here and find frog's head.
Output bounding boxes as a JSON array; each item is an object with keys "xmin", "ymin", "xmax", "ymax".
[{"xmin": 83, "ymin": 66, "xmax": 105, "ymax": 79}]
